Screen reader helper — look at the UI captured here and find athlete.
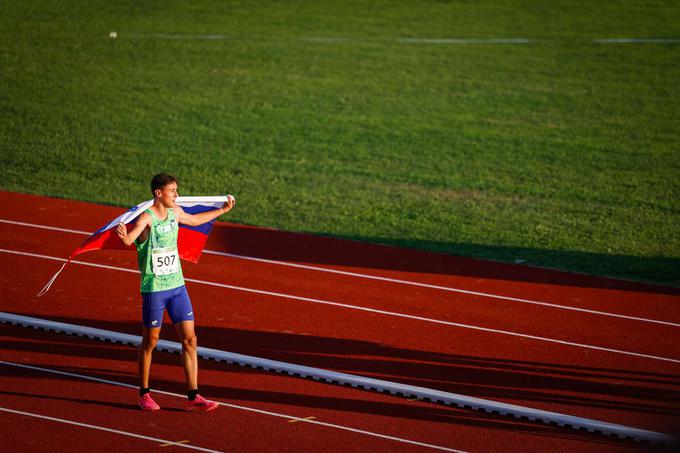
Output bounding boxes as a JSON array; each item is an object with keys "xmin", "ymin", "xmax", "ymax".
[{"xmin": 116, "ymin": 173, "xmax": 235, "ymax": 411}]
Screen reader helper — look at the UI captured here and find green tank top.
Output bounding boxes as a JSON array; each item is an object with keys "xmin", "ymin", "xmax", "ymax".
[{"xmin": 136, "ymin": 208, "xmax": 185, "ymax": 293}]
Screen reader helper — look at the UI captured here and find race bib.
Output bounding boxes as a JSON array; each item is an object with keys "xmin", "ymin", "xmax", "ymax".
[{"xmin": 152, "ymin": 246, "xmax": 180, "ymax": 276}]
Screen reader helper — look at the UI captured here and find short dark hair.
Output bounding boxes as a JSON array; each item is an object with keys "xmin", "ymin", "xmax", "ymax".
[{"xmin": 151, "ymin": 173, "xmax": 177, "ymax": 196}]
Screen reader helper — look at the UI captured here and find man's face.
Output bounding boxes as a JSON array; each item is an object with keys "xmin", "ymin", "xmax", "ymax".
[{"xmin": 156, "ymin": 182, "xmax": 178, "ymax": 207}]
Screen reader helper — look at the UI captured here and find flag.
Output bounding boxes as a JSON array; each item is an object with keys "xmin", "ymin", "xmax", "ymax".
[{"xmin": 37, "ymin": 196, "xmax": 230, "ymax": 296}]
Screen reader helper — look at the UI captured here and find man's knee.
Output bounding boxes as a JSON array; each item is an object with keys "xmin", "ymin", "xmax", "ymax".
[
  {"xmin": 142, "ymin": 332, "xmax": 160, "ymax": 350},
  {"xmin": 182, "ymin": 334, "xmax": 197, "ymax": 352}
]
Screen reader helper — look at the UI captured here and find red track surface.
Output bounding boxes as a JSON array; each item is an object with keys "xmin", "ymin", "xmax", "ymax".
[{"xmin": 1, "ymin": 190, "xmax": 679, "ymax": 452}]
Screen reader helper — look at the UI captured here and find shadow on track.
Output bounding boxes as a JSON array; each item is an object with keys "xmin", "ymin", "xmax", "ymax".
[
  {"xmin": 3, "ymin": 316, "xmax": 680, "ymax": 422},
  {"xmin": 0, "ymin": 390, "xmax": 161, "ymax": 412},
  {"xmin": 206, "ymin": 224, "xmax": 680, "ymax": 295},
  {"xmin": 0, "ymin": 354, "xmax": 638, "ymax": 448}
]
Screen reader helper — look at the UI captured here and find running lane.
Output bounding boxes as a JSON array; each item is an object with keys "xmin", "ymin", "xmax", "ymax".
[
  {"xmin": 2, "ymin": 249, "xmax": 679, "ymax": 438},
  {"xmin": 1, "ymin": 191, "xmax": 679, "ymax": 448},
  {"xmin": 2, "ymin": 210, "xmax": 679, "ymax": 362},
  {"xmin": 0, "ymin": 324, "xmax": 641, "ymax": 453}
]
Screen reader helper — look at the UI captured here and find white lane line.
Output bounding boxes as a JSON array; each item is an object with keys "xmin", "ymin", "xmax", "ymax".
[
  {"xmin": 398, "ymin": 38, "xmax": 531, "ymax": 44},
  {"xmin": 0, "ymin": 361, "xmax": 466, "ymax": 453},
  {"xmin": 145, "ymin": 33, "xmax": 235, "ymax": 40},
  {"xmin": 595, "ymin": 38, "xmax": 680, "ymax": 43},
  {"xmin": 114, "ymin": 34, "xmax": 680, "ymax": 45},
  {"xmin": 2, "ymin": 247, "xmax": 679, "ymax": 364},
  {"xmin": 0, "ymin": 406, "xmax": 223, "ymax": 452},
  {"xmin": 302, "ymin": 37, "xmax": 353, "ymax": 43},
  {"xmin": 203, "ymin": 250, "xmax": 680, "ymax": 328},
  {"xmin": 1, "ymin": 218, "xmax": 678, "ymax": 328},
  {"xmin": 0, "ymin": 219, "xmax": 90, "ymax": 235},
  {"xmin": 129, "ymin": 34, "xmax": 530, "ymax": 44}
]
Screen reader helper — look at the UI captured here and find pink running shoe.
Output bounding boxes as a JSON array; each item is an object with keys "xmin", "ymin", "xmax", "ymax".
[
  {"xmin": 185, "ymin": 394, "xmax": 218, "ymax": 412},
  {"xmin": 138, "ymin": 393, "xmax": 160, "ymax": 411}
]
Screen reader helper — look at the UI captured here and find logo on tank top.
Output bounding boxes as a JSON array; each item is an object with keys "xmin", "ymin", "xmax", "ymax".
[{"xmin": 158, "ymin": 224, "xmax": 172, "ymax": 234}]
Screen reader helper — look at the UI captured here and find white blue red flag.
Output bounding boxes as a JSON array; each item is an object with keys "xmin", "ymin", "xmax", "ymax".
[{"xmin": 37, "ymin": 196, "xmax": 229, "ymax": 296}]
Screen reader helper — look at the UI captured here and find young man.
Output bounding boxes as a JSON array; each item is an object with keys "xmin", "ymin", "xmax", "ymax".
[{"xmin": 116, "ymin": 173, "xmax": 235, "ymax": 411}]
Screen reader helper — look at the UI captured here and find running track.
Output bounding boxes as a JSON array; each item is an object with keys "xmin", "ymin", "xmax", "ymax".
[{"xmin": 1, "ymin": 191, "xmax": 679, "ymax": 452}]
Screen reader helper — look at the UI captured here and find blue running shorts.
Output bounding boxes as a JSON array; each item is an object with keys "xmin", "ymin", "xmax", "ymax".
[{"xmin": 141, "ymin": 285, "xmax": 194, "ymax": 328}]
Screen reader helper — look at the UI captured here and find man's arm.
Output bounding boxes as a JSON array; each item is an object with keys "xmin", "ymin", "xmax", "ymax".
[
  {"xmin": 116, "ymin": 212, "xmax": 152, "ymax": 246},
  {"xmin": 175, "ymin": 196, "xmax": 235, "ymax": 227}
]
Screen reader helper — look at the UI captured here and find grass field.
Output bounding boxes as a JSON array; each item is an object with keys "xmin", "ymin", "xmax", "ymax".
[{"xmin": 1, "ymin": 1, "xmax": 679, "ymax": 286}]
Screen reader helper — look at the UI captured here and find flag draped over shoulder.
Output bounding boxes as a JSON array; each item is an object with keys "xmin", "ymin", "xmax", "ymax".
[{"xmin": 37, "ymin": 196, "xmax": 229, "ymax": 297}]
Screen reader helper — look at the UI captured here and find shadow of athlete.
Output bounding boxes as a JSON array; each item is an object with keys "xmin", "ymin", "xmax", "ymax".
[{"xmin": 117, "ymin": 173, "xmax": 235, "ymax": 411}]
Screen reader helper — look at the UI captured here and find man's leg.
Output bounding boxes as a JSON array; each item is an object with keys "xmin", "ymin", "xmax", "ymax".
[
  {"xmin": 174, "ymin": 320, "xmax": 198, "ymax": 391},
  {"xmin": 137, "ymin": 326, "xmax": 162, "ymax": 410},
  {"xmin": 139, "ymin": 326, "xmax": 161, "ymax": 389},
  {"xmin": 167, "ymin": 286, "xmax": 217, "ymax": 411},
  {"xmin": 174, "ymin": 320, "xmax": 218, "ymax": 411}
]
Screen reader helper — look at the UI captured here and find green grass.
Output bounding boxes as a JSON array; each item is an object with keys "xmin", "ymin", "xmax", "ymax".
[{"xmin": 1, "ymin": 0, "xmax": 679, "ymax": 286}]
